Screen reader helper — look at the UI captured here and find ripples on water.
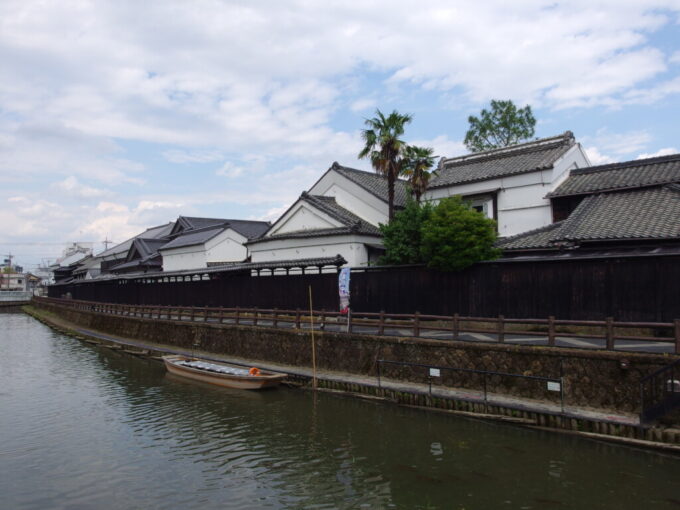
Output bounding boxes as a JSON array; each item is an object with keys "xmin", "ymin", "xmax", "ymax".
[{"xmin": 0, "ymin": 311, "xmax": 679, "ymax": 510}]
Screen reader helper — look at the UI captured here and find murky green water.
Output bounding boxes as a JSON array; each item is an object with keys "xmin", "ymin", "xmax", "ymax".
[{"xmin": 1, "ymin": 311, "xmax": 679, "ymax": 509}]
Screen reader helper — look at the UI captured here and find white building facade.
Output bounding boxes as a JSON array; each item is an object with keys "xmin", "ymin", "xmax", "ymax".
[
  {"xmin": 248, "ymin": 164, "xmax": 408, "ymax": 267},
  {"xmin": 425, "ymin": 132, "xmax": 590, "ymax": 237}
]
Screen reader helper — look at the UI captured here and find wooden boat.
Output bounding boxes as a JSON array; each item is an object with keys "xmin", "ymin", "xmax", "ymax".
[{"xmin": 162, "ymin": 355, "xmax": 286, "ymax": 390}]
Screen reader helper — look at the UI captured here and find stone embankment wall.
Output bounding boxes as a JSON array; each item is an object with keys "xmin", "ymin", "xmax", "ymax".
[{"xmin": 34, "ymin": 300, "xmax": 676, "ymax": 414}]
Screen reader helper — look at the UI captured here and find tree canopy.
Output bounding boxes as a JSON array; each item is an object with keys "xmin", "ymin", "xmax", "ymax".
[
  {"xmin": 420, "ymin": 196, "xmax": 501, "ymax": 271},
  {"xmin": 379, "ymin": 199, "xmax": 433, "ymax": 265},
  {"xmin": 358, "ymin": 109, "xmax": 412, "ymax": 221},
  {"xmin": 401, "ymin": 145, "xmax": 437, "ymax": 203},
  {"xmin": 464, "ymin": 99, "xmax": 536, "ymax": 152}
]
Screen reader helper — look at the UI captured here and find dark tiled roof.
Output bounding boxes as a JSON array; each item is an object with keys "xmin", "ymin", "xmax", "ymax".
[
  {"xmin": 98, "ymin": 222, "xmax": 174, "ymax": 258},
  {"xmin": 160, "ymin": 226, "xmax": 224, "ymax": 250},
  {"xmin": 133, "ymin": 238, "xmax": 167, "ymax": 260},
  {"xmin": 226, "ymin": 220, "xmax": 271, "ymax": 239},
  {"xmin": 499, "ymin": 184, "xmax": 680, "ymax": 251},
  {"xmin": 555, "ymin": 185, "xmax": 680, "ymax": 242},
  {"xmin": 169, "ymin": 216, "xmax": 269, "ymax": 240},
  {"xmin": 549, "ymin": 153, "xmax": 680, "ymax": 197},
  {"xmin": 332, "ymin": 162, "xmax": 410, "ymax": 208},
  {"xmin": 82, "ymin": 255, "xmax": 347, "ymax": 282},
  {"xmin": 429, "ymin": 132, "xmax": 575, "ymax": 188},
  {"xmin": 179, "ymin": 216, "xmax": 228, "ymax": 230},
  {"xmin": 496, "ymin": 222, "xmax": 565, "ymax": 250},
  {"xmin": 110, "ymin": 259, "xmax": 162, "ymax": 271},
  {"xmin": 249, "ymin": 193, "xmax": 381, "ymax": 244}
]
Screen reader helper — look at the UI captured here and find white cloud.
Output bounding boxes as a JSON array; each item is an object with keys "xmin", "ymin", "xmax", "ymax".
[
  {"xmin": 584, "ymin": 146, "xmax": 616, "ymax": 165},
  {"xmin": 162, "ymin": 149, "xmax": 223, "ymax": 164},
  {"xmin": 636, "ymin": 147, "xmax": 678, "ymax": 159},
  {"xmin": 350, "ymin": 97, "xmax": 376, "ymax": 112},
  {"xmin": 411, "ymin": 135, "xmax": 466, "ymax": 160},
  {"xmin": 583, "ymin": 129, "xmax": 652, "ymax": 156},
  {"xmin": 2, "ymin": 0, "xmax": 680, "ymax": 265},
  {"xmin": 216, "ymin": 162, "xmax": 246, "ymax": 178},
  {"xmin": 53, "ymin": 176, "xmax": 107, "ymax": 198}
]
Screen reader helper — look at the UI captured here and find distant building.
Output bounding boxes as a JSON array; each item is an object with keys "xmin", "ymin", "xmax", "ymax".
[
  {"xmin": 98, "ymin": 222, "xmax": 175, "ymax": 275},
  {"xmin": 48, "ymin": 243, "xmax": 93, "ymax": 284},
  {"xmin": 0, "ymin": 272, "xmax": 27, "ymax": 291}
]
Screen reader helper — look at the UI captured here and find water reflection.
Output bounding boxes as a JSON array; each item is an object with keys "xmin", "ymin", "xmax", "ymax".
[{"xmin": 1, "ymin": 311, "xmax": 679, "ymax": 510}]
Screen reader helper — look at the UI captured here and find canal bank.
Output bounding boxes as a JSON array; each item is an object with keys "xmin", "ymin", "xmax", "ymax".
[
  {"xmin": 25, "ymin": 301, "xmax": 680, "ymax": 450},
  {"xmin": 5, "ymin": 308, "xmax": 680, "ymax": 510}
]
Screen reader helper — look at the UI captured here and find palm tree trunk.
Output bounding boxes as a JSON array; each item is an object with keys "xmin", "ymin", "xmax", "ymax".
[{"xmin": 388, "ymin": 169, "xmax": 395, "ymax": 222}]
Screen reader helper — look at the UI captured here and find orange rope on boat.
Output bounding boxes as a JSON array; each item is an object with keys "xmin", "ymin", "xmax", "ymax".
[{"xmin": 249, "ymin": 367, "xmax": 261, "ymax": 376}]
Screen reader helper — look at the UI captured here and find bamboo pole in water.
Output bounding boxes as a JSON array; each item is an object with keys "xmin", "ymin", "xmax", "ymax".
[{"xmin": 309, "ymin": 285, "xmax": 317, "ymax": 389}]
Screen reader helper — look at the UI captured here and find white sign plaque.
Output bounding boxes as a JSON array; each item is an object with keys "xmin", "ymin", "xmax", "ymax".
[
  {"xmin": 547, "ymin": 381, "xmax": 561, "ymax": 392},
  {"xmin": 429, "ymin": 368, "xmax": 441, "ymax": 377}
]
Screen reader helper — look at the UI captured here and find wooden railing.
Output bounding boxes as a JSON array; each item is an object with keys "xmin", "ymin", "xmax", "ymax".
[{"xmin": 33, "ymin": 296, "xmax": 680, "ymax": 354}]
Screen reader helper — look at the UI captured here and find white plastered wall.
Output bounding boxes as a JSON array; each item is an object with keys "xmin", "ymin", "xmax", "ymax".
[
  {"xmin": 249, "ymin": 234, "xmax": 378, "ymax": 267},
  {"xmin": 308, "ymin": 170, "xmax": 389, "ymax": 226},
  {"xmin": 161, "ymin": 229, "xmax": 249, "ymax": 271},
  {"xmin": 269, "ymin": 202, "xmax": 342, "ymax": 236}
]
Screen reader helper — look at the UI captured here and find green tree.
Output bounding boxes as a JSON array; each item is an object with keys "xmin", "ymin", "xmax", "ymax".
[
  {"xmin": 401, "ymin": 145, "xmax": 437, "ymax": 203},
  {"xmin": 420, "ymin": 196, "xmax": 501, "ymax": 271},
  {"xmin": 358, "ymin": 109, "xmax": 412, "ymax": 221},
  {"xmin": 379, "ymin": 200, "xmax": 433, "ymax": 265},
  {"xmin": 464, "ymin": 99, "xmax": 536, "ymax": 152}
]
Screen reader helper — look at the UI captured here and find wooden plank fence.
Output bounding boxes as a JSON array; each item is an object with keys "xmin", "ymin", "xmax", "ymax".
[{"xmin": 34, "ymin": 296, "xmax": 680, "ymax": 354}]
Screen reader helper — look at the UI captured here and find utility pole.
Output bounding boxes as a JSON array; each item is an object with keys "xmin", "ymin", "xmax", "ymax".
[
  {"xmin": 102, "ymin": 236, "xmax": 114, "ymax": 251},
  {"xmin": 3, "ymin": 252, "xmax": 12, "ymax": 290}
]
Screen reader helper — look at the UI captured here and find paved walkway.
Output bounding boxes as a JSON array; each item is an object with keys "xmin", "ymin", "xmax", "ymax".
[{"xmin": 43, "ymin": 317, "xmax": 642, "ymax": 427}]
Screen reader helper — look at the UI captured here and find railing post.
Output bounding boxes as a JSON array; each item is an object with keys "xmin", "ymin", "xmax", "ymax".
[
  {"xmin": 414, "ymin": 312, "xmax": 420, "ymax": 337},
  {"xmin": 203, "ymin": 306, "xmax": 208, "ymax": 322},
  {"xmin": 452, "ymin": 313, "xmax": 459, "ymax": 340},
  {"xmin": 273, "ymin": 308, "xmax": 278, "ymax": 328},
  {"xmin": 378, "ymin": 310, "xmax": 385, "ymax": 336},
  {"xmin": 191, "ymin": 307, "xmax": 196, "ymax": 322},
  {"xmin": 219, "ymin": 307, "xmax": 225, "ymax": 324},
  {"xmin": 605, "ymin": 317, "xmax": 614, "ymax": 350},
  {"xmin": 235, "ymin": 307, "xmax": 240, "ymax": 325},
  {"xmin": 253, "ymin": 306, "xmax": 258, "ymax": 326},
  {"xmin": 675, "ymin": 319, "xmax": 680, "ymax": 354},
  {"xmin": 498, "ymin": 315, "xmax": 505, "ymax": 343},
  {"xmin": 295, "ymin": 308, "xmax": 301, "ymax": 329},
  {"xmin": 548, "ymin": 316, "xmax": 556, "ymax": 346}
]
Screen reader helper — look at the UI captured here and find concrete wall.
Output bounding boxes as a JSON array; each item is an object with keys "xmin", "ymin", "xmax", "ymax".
[{"xmin": 34, "ymin": 300, "xmax": 674, "ymax": 414}]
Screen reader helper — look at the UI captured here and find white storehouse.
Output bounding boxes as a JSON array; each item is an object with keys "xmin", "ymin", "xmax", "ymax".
[
  {"xmin": 425, "ymin": 132, "xmax": 590, "ymax": 237},
  {"xmin": 247, "ymin": 163, "xmax": 410, "ymax": 268},
  {"xmin": 160, "ymin": 217, "xmax": 270, "ymax": 272}
]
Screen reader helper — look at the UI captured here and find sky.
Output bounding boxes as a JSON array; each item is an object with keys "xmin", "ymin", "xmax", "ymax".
[{"xmin": 1, "ymin": 0, "xmax": 680, "ymax": 269}]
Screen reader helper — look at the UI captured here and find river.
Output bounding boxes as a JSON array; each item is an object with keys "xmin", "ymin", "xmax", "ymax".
[{"xmin": 1, "ymin": 311, "xmax": 678, "ymax": 509}]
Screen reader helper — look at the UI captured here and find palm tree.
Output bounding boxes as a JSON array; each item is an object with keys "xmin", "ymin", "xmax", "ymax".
[
  {"xmin": 358, "ymin": 109, "xmax": 412, "ymax": 222},
  {"xmin": 401, "ymin": 145, "xmax": 437, "ymax": 203}
]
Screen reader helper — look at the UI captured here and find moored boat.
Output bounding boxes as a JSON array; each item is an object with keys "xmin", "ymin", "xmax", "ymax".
[{"xmin": 162, "ymin": 355, "xmax": 286, "ymax": 390}]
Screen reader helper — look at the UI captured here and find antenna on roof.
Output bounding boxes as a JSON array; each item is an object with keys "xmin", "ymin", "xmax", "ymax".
[{"xmin": 102, "ymin": 236, "xmax": 114, "ymax": 251}]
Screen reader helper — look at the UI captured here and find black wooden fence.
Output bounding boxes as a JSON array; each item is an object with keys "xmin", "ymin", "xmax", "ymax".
[{"xmin": 49, "ymin": 253, "xmax": 680, "ymax": 322}]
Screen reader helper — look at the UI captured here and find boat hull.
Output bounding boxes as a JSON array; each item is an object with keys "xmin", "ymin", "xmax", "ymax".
[{"xmin": 163, "ymin": 355, "xmax": 286, "ymax": 390}]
